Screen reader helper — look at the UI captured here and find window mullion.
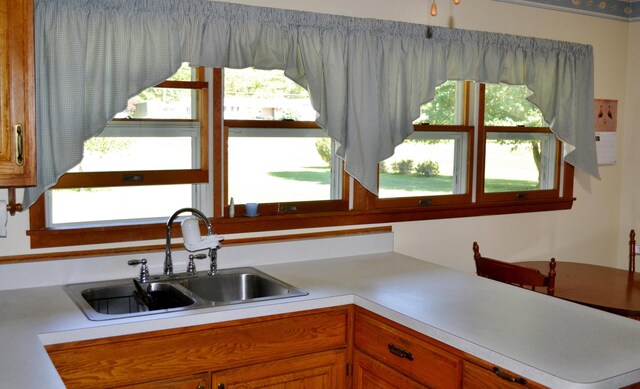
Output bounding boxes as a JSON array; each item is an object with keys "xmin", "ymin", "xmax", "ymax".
[{"xmin": 330, "ymin": 140, "xmax": 342, "ymax": 200}]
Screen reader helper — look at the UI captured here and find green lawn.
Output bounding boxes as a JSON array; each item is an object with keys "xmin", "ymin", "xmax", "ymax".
[
  {"xmin": 269, "ymin": 170, "xmax": 331, "ymax": 185},
  {"xmin": 269, "ymin": 169, "xmax": 538, "ymax": 193}
]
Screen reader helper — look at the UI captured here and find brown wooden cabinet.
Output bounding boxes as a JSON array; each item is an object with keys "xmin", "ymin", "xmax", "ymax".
[
  {"xmin": 119, "ymin": 373, "xmax": 209, "ymax": 389},
  {"xmin": 212, "ymin": 349, "xmax": 346, "ymax": 389},
  {"xmin": 353, "ymin": 350, "xmax": 427, "ymax": 389},
  {"xmin": 46, "ymin": 307, "xmax": 350, "ymax": 388},
  {"xmin": 353, "ymin": 307, "xmax": 463, "ymax": 389},
  {"xmin": 462, "ymin": 354, "xmax": 546, "ymax": 389},
  {"xmin": 0, "ymin": 0, "xmax": 35, "ymax": 187},
  {"xmin": 47, "ymin": 304, "xmax": 550, "ymax": 388},
  {"xmin": 353, "ymin": 307, "xmax": 548, "ymax": 389}
]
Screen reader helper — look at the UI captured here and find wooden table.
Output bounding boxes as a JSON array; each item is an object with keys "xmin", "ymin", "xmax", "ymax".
[{"xmin": 516, "ymin": 261, "xmax": 640, "ymax": 318}]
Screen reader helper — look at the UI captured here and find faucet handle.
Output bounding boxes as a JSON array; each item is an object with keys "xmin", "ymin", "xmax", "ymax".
[
  {"xmin": 128, "ymin": 258, "xmax": 149, "ymax": 283},
  {"xmin": 186, "ymin": 254, "xmax": 207, "ymax": 273}
]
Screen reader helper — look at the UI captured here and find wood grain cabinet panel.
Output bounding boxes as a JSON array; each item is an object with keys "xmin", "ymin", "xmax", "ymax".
[
  {"xmin": 0, "ymin": 0, "xmax": 35, "ymax": 187},
  {"xmin": 117, "ymin": 373, "xmax": 209, "ymax": 389},
  {"xmin": 353, "ymin": 350, "xmax": 428, "ymax": 389},
  {"xmin": 46, "ymin": 307, "xmax": 349, "ymax": 388},
  {"xmin": 462, "ymin": 355, "xmax": 546, "ymax": 389},
  {"xmin": 47, "ymin": 304, "xmax": 556, "ymax": 388},
  {"xmin": 354, "ymin": 307, "xmax": 463, "ymax": 389},
  {"xmin": 212, "ymin": 349, "xmax": 345, "ymax": 389}
]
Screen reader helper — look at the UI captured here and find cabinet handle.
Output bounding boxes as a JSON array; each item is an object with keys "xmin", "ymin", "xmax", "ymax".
[
  {"xmin": 493, "ymin": 367, "xmax": 527, "ymax": 385},
  {"xmin": 196, "ymin": 385, "xmax": 205, "ymax": 389},
  {"xmin": 15, "ymin": 124, "xmax": 24, "ymax": 166},
  {"xmin": 218, "ymin": 384, "xmax": 225, "ymax": 389},
  {"xmin": 387, "ymin": 344, "xmax": 414, "ymax": 361}
]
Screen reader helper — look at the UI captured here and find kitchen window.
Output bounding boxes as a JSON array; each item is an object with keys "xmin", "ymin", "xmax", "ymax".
[
  {"xmin": 28, "ymin": 64, "xmax": 209, "ymax": 247},
  {"xmin": 27, "ymin": 70, "xmax": 574, "ymax": 249},
  {"xmin": 354, "ymin": 81, "xmax": 571, "ymax": 213},
  {"xmin": 376, "ymin": 128, "xmax": 472, "ymax": 205},
  {"xmin": 48, "ymin": 64, "xmax": 208, "ymax": 226},
  {"xmin": 374, "ymin": 81, "xmax": 473, "ymax": 209},
  {"xmin": 219, "ymin": 68, "xmax": 348, "ymax": 217},
  {"xmin": 477, "ymin": 83, "xmax": 562, "ymax": 203}
]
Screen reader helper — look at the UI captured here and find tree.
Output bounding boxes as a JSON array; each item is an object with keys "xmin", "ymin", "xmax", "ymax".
[
  {"xmin": 414, "ymin": 82, "xmax": 456, "ymax": 125},
  {"xmin": 127, "ymin": 64, "xmax": 194, "ymax": 117}
]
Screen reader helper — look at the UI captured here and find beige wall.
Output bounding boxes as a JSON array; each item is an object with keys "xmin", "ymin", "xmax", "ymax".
[
  {"xmin": 1, "ymin": 0, "xmax": 633, "ymax": 273},
  {"xmin": 619, "ymin": 21, "xmax": 640, "ymax": 270}
]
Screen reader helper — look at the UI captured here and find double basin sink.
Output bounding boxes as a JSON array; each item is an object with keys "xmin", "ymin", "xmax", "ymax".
[{"xmin": 64, "ymin": 267, "xmax": 308, "ymax": 321}]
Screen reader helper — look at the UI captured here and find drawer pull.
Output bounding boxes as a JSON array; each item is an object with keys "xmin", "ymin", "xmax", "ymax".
[
  {"xmin": 388, "ymin": 344, "xmax": 414, "ymax": 361},
  {"xmin": 493, "ymin": 367, "xmax": 527, "ymax": 385},
  {"xmin": 15, "ymin": 124, "xmax": 24, "ymax": 166}
]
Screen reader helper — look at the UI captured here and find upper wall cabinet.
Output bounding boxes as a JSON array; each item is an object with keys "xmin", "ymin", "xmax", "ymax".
[{"xmin": 0, "ymin": 0, "xmax": 35, "ymax": 187}]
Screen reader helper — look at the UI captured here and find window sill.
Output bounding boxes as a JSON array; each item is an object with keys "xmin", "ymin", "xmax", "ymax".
[{"xmin": 27, "ymin": 198, "xmax": 575, "ymax": 249}]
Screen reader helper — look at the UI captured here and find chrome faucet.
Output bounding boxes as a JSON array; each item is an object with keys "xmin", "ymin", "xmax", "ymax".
[{"xmin": 165, "ymin": 208, "xmax": 222, "ymax": 275}]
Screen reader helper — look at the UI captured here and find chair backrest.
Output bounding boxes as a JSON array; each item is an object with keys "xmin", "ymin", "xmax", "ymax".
[
  {"xmin": 630, "ymin": 229, "xmax": 636, "ymax": 273},
  {"xmin": 472, "ymin": 242, "xmax": 556, "ymax": 296}
]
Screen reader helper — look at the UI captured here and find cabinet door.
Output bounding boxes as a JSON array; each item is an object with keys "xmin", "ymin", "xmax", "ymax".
[
  {"xmin": 47, "ymin": 307, "xmax": 348, "ymax": 388},
  {"xmin": 119, "ymin": 373, "xmax": 209, "ymax": 389},
  {"xmin": 353, "ymin": 350, "xmax": 427, "ymax": 389},
  {"xmin": 0, "ymin": 0, "xmax": 35, "ymax": 186},
  {"xmin": 212, "ymin": 349, "xmax": 346, "ymax": 389}
]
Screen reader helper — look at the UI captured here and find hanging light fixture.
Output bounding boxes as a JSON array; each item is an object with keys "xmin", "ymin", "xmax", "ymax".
[{"xmin": 430, "ymin": 0, "xmax": 461, "ymax": 16}]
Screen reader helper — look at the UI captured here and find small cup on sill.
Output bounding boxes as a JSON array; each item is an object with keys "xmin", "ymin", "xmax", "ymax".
[{"xmin": 245, "ymin": 203, "xmax": 259, "ymax": 217}]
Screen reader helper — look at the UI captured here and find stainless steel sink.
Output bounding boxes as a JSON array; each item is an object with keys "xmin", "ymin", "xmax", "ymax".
[
  {"xmin": 64, "ymin": 267, "xmax": 307, "ymax": 321},
  {"xmin": 179, "ymin": 267, "xmax": 308, "ymax": 305},
  {"xmin": 65, "ymin": 280, "xmax": 199, "ymax": 321}
]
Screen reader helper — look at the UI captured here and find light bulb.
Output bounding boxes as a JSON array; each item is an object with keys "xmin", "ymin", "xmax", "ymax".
[
  {"xmin": 453, "ymin": 0, "xmax": 461, "ymax": 4},
  {"xmin": 430, "ymin": 1, "xmax": 437, "ymax": 16}
]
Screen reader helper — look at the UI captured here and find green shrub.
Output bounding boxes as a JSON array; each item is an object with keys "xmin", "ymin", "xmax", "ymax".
[
  {"xmin": 415, "ymin": 160, "xmax": 440, "ymax": 177},
  {"xmin": 391, "ymin": 159, "xmax": 414, "ymax": 174},
  {"xmin": 315, "ymin": 138, "xmax": 332, "ymax": 165}
]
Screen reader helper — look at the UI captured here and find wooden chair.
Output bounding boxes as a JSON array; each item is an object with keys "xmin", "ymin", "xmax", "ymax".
[
  {"xmin": 630, "ymin": 229, "xmax": 636, "ymax": 273},
  {"xmin": 472, "ymin": 242, "xmax": 556, "ymax": 296}
]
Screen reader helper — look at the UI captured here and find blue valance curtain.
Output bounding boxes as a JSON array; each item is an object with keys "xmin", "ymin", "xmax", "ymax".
[{"xmin": 24, "ymin": 0, "xmax": 598, "ymax": 208}]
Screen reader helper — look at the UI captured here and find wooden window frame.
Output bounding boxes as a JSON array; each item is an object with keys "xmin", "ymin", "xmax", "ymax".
[
  {"xmin": 28, "ymin": 68, "xmax": 209, "ymax": 248},
  {"xmin": 476, "ymin": 83, "xmax": 564, "ymax": 204},
  {"xmin": 370, "ymin": 124, "xmax": 474, "ymax": 210},
  {"xmin": 477, "ymin": 126, "xmax": 562, "ymax": 203},
  {"xmin": 221, "ymin": 120, "xmax": 350, "ymax": 217},
  {"xmin": 25, "ymin": 70, "xmax": 575, "ymax": 251}
]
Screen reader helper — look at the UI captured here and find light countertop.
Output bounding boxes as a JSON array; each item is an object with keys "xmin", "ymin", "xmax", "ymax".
[{"xmin": 3, "ymin": 252, "xmax": 640, "ymax": 388}]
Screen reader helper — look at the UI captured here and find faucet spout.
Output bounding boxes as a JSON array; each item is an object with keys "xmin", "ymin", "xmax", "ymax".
[{"xmin": 165, "ymin": 208, "xmax": 215, "ymax": 275}]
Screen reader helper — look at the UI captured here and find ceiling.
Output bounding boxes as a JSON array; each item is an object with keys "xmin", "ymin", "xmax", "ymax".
[{"xmin": 495, "ymin": 0, "xmax": 640, "ymax": 21}]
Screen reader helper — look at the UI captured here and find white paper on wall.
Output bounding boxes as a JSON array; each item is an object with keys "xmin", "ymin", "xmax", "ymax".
[{"xmin": 595, "ymin": 132, "xmax": 617, "ymax": 165}]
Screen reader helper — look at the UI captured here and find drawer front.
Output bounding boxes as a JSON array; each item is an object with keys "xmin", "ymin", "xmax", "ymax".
[
  {"xmin": 212, "ymin": 349, "xmax": 346, "ymax": 389},
  {"xmin": 353, "ymin": 350, "xmax": 428, "ymax": 389},
  {"xmin": 119, "ymin": 373, "xmax": 209, "ymax": 389},
  {"xmin": 354, "ymin": 310, "xmax": 462, "ymax": 388},
  {"xmin": 462, "ymin": 358, "xmax": 547, "ymax": 389},
  {"xmin": 47, "ymin": 307, "xmax": 349, "ymax": 388}
]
